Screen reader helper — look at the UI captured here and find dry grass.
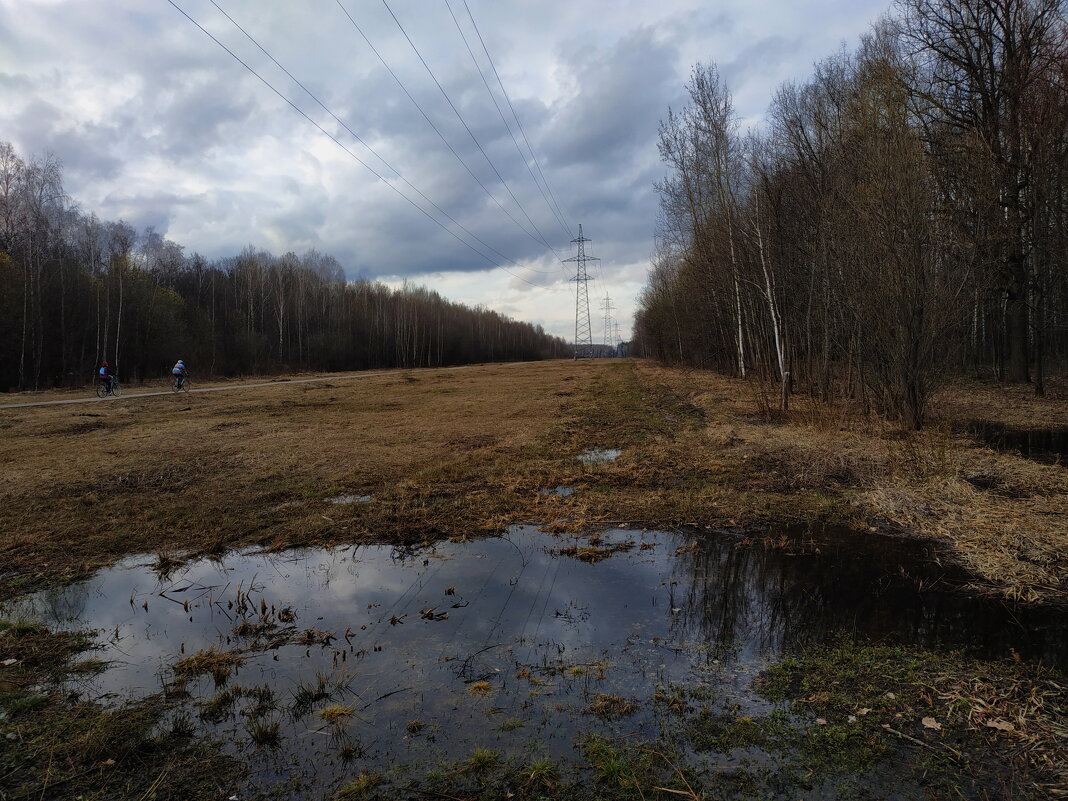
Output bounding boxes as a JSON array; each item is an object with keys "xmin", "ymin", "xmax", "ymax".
[
  {"xmin": 317, "ymin": 704, "xmax": 355, "ymax": 723},
  {"xmin": 932, "ymin": 375, "xmax": 1068, "ymax": 430},
  {"xmin": 583, "ymin": 693, "xmax": 638, "ymax": 719},
  {"xmin": 559, "ymin": 539, "xmax": 635, "ymax": 563},
  {"xmin": 637, "ymin": 363, "xmax": 1068, "ymax": 602},
  {"xmin": 0, "ymin": 361, "xmax": 600, "ymax": 596},
  {"xmin": 1, "ymin": 358, "xmax": 1065, "ymax": 603},
  {"xmin": 173, "ymin": 647, "xmax": 246, "ymax": 684}
]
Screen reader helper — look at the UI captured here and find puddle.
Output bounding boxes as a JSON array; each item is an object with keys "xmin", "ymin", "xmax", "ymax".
[
  {"xmin": 577, "ymin": 448, "xmax": 621, "ymax": 464},
  {"xmin": 326, "ymin": 494, "xmax": 372, "ymax": 505},
  {"xmin": 540, "ymin": 486, "xmax": 575, "ymax": 497},
  {"xmin": 961, "ymin": 420, "xmax": 1068, "ymax": 465},
  {"xmin": 8, "ymin": 525, "xmax": 1066, "ymax": 798}
]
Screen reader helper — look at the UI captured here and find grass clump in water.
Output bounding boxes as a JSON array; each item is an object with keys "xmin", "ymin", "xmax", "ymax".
[
  {"xmin": 521, "ymin": 758, "xmax": 559, "ymax": 792},
  {"xmin": 583, "ymin": 693, "xmax": 637, "ymax": 719},
  {"xmin": 173, "ymin": 646, "xmax": 245, "ymax": 684},
  {"xmin": 246, "ymin": 715, "xmax": 281, "ymax": 748},
  {"xmin": 292, "ymin": 671, "xmax": 333, "ymax": 714},
  {"xmin": 334, "ymin": 770, "xmax": 381, "ymax": 799},
  {"xmin": 318, "ymin": 703, "xmax": 355, "ymax": 723},
  {"xmin": 464, "ymin": 747, "xmax": 500, "ymax": 773},
  {"xmin": 198, "ymin": 685, "xmax": 242, "ymax": 722}
]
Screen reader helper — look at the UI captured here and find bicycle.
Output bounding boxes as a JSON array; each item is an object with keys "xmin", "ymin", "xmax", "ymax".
[
  {"xmin": 172, "ymin": 374, "xmax": 190, "ymax": 393},
  {"xmin": 95, "ymin": 378, "xmax": 121, "ymax": 398}
]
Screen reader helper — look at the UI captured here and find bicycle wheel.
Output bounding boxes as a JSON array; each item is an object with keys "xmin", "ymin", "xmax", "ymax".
[
  {"xmin": 181, "ymin": 377, "xmax": 190, "ymax": 392},
  {"xmin": 111, "ymin": 381, "xmax": 121, "ymax": 397},
  {"xmin": 96, "ymin": 384, "xmax": 108, "ymax": 399}
]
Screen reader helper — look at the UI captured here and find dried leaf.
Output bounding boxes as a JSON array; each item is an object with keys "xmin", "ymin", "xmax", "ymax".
[
  {"xmin": 921, "ymin": 716, "xmax": 942, "ymax": 731},
  {"xmin": 985, "ymin": 719, "xmax": 1014, "ymax": 732},
  {"xmin": 815, "ymin": 717, "xmax": 827, "ymax": 725},
  {"xmin": 858, "ymin": 707, "xmax": 871, "ymax": 716},
  {"xmin": 1, "ymin": 658, "xmax": 18, "ymax": 666}
]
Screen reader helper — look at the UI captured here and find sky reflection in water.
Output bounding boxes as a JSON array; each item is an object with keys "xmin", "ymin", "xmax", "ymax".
[{"xmin": 9, "ymin": 525, "xmax": 1065, "ymax": 796}]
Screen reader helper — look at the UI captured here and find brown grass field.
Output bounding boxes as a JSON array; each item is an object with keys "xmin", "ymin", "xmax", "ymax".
[{"xmin": 1, "ymin": 359, "xmax": 1065, "ymax": 603}]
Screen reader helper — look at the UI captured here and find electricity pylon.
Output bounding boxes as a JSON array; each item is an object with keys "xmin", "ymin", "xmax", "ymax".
[
  {"xmin": 564, "ymin": 224, "xmax": 598, "ymax": 359},
  {"xmin": 600, "ymin": 294, "xmax": 615, "ymax": 351}
]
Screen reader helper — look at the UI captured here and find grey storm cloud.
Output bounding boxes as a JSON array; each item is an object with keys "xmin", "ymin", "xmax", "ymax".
[
  {"xmin": 0, "ymin": 0, "xmax": 891, "ymax": 338},
  {"xmin": 543, "ymin": 27, "xmax": 682, "ymax": 168}
]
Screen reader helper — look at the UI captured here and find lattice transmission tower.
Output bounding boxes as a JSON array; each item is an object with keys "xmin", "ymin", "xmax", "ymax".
[
  {"xmin": 600, "ymin": 294, "xmax": 615, "ymax": 351},
  {"xmin": 564, "ymin": 224, "xmax": 598, "ymax": 359}
]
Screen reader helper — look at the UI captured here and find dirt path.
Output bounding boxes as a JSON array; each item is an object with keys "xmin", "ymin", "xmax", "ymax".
[{"xmin": 0, "ymin": 363, "xmax": 507, "ymax": 409}]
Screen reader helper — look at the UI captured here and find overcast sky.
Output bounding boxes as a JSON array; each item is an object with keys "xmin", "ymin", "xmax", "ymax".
[{"xmin": 0, "ymin": 0, "xmax": 890, "ymax": 341}]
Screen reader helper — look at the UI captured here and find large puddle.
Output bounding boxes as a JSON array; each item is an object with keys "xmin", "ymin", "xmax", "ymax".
[
  {"xmin": 7, "ymin": 525, "xmax": 1066, "ymax": 797},
  {"xmin": 961, "ymin": 420, "xmax": 1068, "ymax": 465}
]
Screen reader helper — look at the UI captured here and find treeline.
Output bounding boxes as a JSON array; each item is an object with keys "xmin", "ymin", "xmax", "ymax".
[
  {"xmin": 0, "ymin": 142, "xmax": 570, "ymax": 391},
  {"xmin": 636, "ymin": 0, "xmax": 1068, "ymax": 427}
]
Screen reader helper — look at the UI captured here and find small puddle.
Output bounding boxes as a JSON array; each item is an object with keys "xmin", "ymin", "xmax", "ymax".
[
  {"xmin": 961, "ymin": 420, "xmax": 1068, "ymax": 465},
  {"xmin": 540, "ymin": 486, "xmax": 575, "ymax": 497},
  {"xmin": 577, "ymin": 448, "xmax": 621, "ymax": 464},
  {"xmin": 7, "ymin": 526, "xmax": 1065, "ymax": 798},
  {"xmin": 326, "ymin": 494, "xmax": 372, "ymax": 505}
]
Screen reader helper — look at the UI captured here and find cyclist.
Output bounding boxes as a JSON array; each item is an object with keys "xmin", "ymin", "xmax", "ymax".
[
  {"xmin": 171, "ymin": 359, "xmax": 187, "ymax": 390},
  {"xmin": 98, "ymin": 360, "xmax": 114, "ymax": 393}
]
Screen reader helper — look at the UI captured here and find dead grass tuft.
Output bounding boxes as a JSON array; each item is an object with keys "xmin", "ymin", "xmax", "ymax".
[
  {"xmin": 559, "ymin": 539, "xmax": 635, "ymax": 563},
  {"xmin": 173, "ymin": 647, "xmax": 246, "ymax": 683},
  {"xmin": 584, "ymin": 693, "xmax": 638, "ymax": 718}
]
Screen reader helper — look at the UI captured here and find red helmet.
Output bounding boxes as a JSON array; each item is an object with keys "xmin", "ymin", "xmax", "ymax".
[{"xmin": 101, "ymin": 360, "xmax": 109, "ymax": 366}]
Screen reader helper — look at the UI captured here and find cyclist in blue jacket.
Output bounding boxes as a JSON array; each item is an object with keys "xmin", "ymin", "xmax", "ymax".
[
  {"xmin": 98, "ymin": 360, "xmax": 114, "ymax": 392},
  {"xmin": 171, "ymin": 359, "xmax": 187, "ymax": 389}
]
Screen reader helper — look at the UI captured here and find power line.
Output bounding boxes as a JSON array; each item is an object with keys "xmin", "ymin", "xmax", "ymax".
[
  {"xmin": 379, "ymin": 0, "xmax": 563, "ymax": 261},
  {"xmin": 206, "ymin": 0, "xmax": 529, "ymax": 275},
  {"xmin": 442, "ymin": 0, "xmax": 572, "ymax": 243},
  {"xmin": 462, "ymin": 0, "xmax": 573, "ymax": 238},
  {"xmin": 334, "ymin": 0, "xmax": 561, "ymax": 266},
  {"xmin": 166, "ymin": 0, "xmax": 543, "ymax": 288}
]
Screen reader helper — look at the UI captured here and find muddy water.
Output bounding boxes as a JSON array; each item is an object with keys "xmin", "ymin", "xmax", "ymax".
[
  {"xmin": 962, "ymin": 420, "xmax": 1068, "ymax": 465},
  {"xmin": 8, "ymin": 526, "xmax": 1066, "ymax": 797}
]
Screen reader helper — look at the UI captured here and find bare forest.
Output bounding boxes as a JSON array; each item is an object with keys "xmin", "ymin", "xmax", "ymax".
[
  {"xmin": 0, "ymin": 142, "xmax": 570, "ymax": 392},
  {"xmin": 636, "ymin": 0, "xmax": 1068, "ymax": 427}
]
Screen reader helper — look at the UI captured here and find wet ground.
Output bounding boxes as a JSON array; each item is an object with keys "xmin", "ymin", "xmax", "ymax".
[
  {"xmin": 961, "ymin": 420, "xmax": 1068, "ymax": 465},
  {"xmin": 7, "ymin": 525, "xmax": 1066, "ymax": 798}
]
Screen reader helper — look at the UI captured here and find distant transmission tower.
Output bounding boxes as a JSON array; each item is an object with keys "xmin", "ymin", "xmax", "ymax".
[
  {"xmin": 600, "ymin": 294, "xmax": 615, "ymax": 351},
  {"xmin": 564, "ymin": 224, "xmax": 598, "ymax": 359}
]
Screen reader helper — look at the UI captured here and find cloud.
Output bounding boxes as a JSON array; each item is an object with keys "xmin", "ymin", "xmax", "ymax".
[
  {"xmin": 543, "ymin": 27, "xmax": 682, "ymax": 169},
  {"xmin": 0, "ymin": 0, "xmax": 891, "ymax": 339}
]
